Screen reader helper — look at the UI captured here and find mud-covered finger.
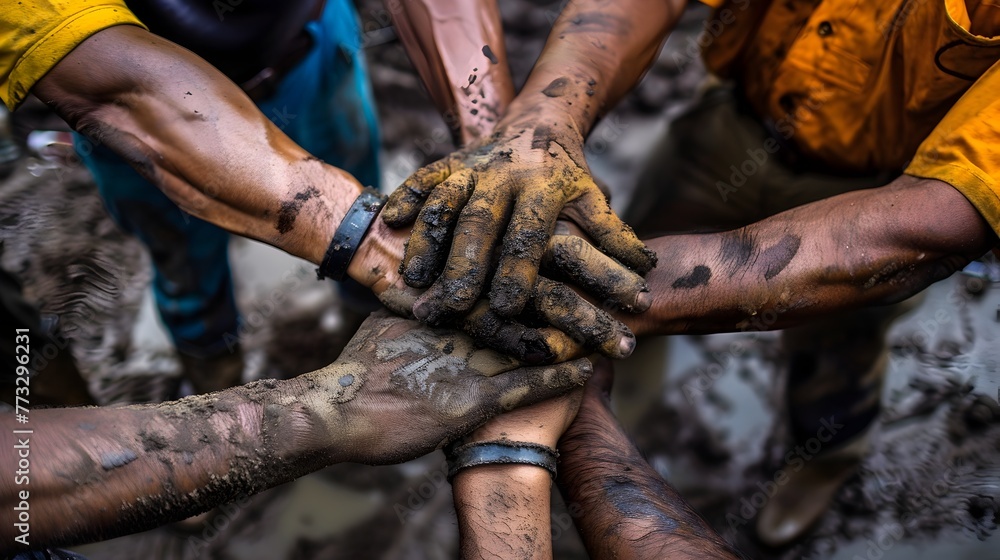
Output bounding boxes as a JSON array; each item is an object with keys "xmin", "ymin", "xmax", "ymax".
[
  {"xmin": 401, "ymin": 170, "xmax": 475, "ymax": 288},
  {"xmin": 532, "ymin": 277, "xmax": 636, "ymax": 359},
  {"xmin": 382, "ymin": 158, "xmax": 453, "ymax": 227},
  {"xmin": 489, "ymin": 188, "xmax": 564, "ymax": 317},
  {"xmin": 458, "ymin": 301, "xmax": 588, "ymax": 364},
  {"xmin": 478, "ymin": 358, "xmax": 593, "ymax": 415},
  {"xmin": 562, "ymin": 187, "xmax": 658, "ymax": 274},
  {"xmin": 542, "ymin": 234, "xmax": 651, "ymax": 313},
  {"xmin": 412, "ymin": 187, "xmax": 512, "ymax": 324}
]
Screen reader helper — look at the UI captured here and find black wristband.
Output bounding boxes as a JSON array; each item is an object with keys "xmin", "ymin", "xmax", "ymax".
[
  {"xmin": 316, "ymin": 187, "xmax": 386, "ymax": 281},
  {"xmin": 445, "ymin": 440, "xmax": 559, "ymax": 481}
]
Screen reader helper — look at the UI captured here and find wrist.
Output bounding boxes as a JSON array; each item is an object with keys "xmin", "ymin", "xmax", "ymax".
[
  {"xmin": 469, "ymin": 423, "xmax": 562, "ymax": 449},
  {"xmin": 509, "ymin": 62, "xmax": 603, "ymax": 137},
  {"xmin": 454, "ymin": 463, "xmax": 552, "ymax": 488},
  {"xmin": 500, "ymin": 93, "xmax": 587, "ymax": 141},
  {"xmin": 346, "ymin": 214, "xmax": 407, "ymax": 293},
  {"xmin": 262, "ymin": 370, "xmax": 356, "ymax": 465}
]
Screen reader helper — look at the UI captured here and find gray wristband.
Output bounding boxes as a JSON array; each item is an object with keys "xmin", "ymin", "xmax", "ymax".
[
  {"xmin": 316, "ymin": 187, "xmax": 386, "ymax": 281},
  {"xmin": 446, "ymin": 440, "xmax": 559, "ymax": 481}
]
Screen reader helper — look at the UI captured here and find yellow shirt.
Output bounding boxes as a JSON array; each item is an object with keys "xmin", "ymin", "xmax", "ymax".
[
  {"xmin": 0, "ymin": 0, "xmax": 145, "ymax": 110},
  {"xmin": 701, "ymin": 0, "xmax": 1000, "ymax": 235}
]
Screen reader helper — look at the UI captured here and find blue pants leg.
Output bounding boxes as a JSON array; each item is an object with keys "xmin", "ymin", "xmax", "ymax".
[
  {"xmin": 75, "ymin": 0, "xmax": 383, "ymax": 355},
  {"xmin": 74, "ymin": 136, "xmax": 239, "ymax": 358}
]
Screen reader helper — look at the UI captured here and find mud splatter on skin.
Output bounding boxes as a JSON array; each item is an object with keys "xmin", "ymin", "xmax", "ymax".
[
  {"xmin": 564, "ymin": 12, "xmax": 631, "ymax": 36},
  {"xmin": 275, "ymin": 186, "xmax": 320, "ymax": 234},
  {"xmin": 760, "ymin": 234, "xmax": 801, "ymax": 280},
  {"xmin": 140, "ymin": 428, "xmax": 169, "ymax": 451},
  {"xmin": 482, "ymin": 44, "xmax": 499, "ymax": 64},
  {"xmin": 716, "ymin": 230, "xmax": 800, "ymax": 281},
  {"xmin": 672, "ymin": 265, "xmax": 711, "ymax": 289},
  {"xmin": 604, "ymin": 477, "xmax": 681, "ymax": 528},
  {"xmin": 542, "ymin": 77, "xmax": 570, "ymax": 98},
  {"xmin": 531, "ymin": 126, "xmax": 555, "ymax": 150},
  {"xmin": 376, "ymin": 332, "xmax": 473, "ymax": 396},
  {"xmin": 100, "ymin": 449, "xmax": 138, "ymax": 470},
  {"xmin": 718, "ymin": 229, "xmax": 756, "ymax": 277}
]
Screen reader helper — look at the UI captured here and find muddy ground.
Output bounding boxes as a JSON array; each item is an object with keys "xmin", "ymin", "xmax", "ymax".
[{"xmin": 1, "ymin": 2, "xmax": 998, "ymax": 559}]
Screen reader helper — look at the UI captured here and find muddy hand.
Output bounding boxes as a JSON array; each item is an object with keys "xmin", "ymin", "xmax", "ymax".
[
  {"xmin": 381, "ymin": 114, "xmax": 657, "ymax": 324},
  {"xmin": 471, "ymin": 220, "xmax": 652, "ymax": 363},
  {"xmin": 330, "ymin": 310, "xmax": 592, "ymax": 465},
  {"xmin": 358, "ymin": 213, "xmax": 649, "ymax": 363}
]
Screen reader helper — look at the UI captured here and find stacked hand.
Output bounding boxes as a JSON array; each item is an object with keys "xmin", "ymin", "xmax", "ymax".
[
  {"xmin": 372, "ymin": 111, "xmax": 657, "ymax": 363},
  {"xmin": 325, "ymin": 311, "xmax": 592, "ymax": 465}
]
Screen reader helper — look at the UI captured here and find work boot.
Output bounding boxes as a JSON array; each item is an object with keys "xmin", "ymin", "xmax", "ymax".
[
  {"xmin": 756, "ymin": 338, "xmax": 889, "ymax": 548},
  {"xmin": 178, "ymin": 346, "xmax": 245, "ymax": 395},
  {"xmin": 755, "ymin": 428, "xmax": 872, "ymax": 547}
]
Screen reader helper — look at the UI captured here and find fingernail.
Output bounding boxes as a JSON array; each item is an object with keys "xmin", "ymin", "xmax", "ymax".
[
  {"xmin": 634, "ymin": 289, "xmax": 652, "ymax": 312},
  {"xmin": 403, "ymin": 257, "xmax": 432, "ymax": 288},
  {"xmin": 413, "ymin": 299, "xmax": 432, "ymax": 321},
  {"xmin": 617, "ymin": 334, "xmax": 636, "ymax": 357},
  {"xmin": 522, "ymin": 337, "xmax": 554, "ymax": 365},
  {"xmin": 523, "ymin": 350, "xmax": 548, "ymax": 365}
]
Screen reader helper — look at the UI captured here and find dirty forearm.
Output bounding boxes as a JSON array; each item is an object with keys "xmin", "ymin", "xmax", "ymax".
[
  {"xmin": 621, "ymin": 177, "xmax": 996, "ymax": 336},
  {"xmin": 453, "ymin": 466, "xmax": 554, "ymax": 559},
  {"xmin": 0, "ymin": 369, "xmax": 356, "ymax": 551},
  {"xmin": 558, "ymin": 408, "xmax": 741, "ymax": 559},
  {"xmin": 391, "ymin": 0, "xmax": 514, "ymax": 144},
  {"xmin": 32, "ymin": 25, "xmax": 361, "ymax": 266},
  {"xmin": 504, "ymin": 0, "xmax": 685, "ymax": 136}
]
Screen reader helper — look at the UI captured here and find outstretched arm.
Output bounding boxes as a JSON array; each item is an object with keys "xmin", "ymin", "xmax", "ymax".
[
  {"xmin": 620, "ymin": 177, "xmax": 997, "ymax": 336},
  {"xmin": 34, "ymin": 25, "xmax": 369, "ymax": 268},
  {"xmin": 390, "ymin": 0, "xmax": 514, "ymax": 145},
  {"xmin": 451, "ymin": 390, "xmax": 582, "ymax": 559},
  {"xmin": 558, "ymin": 359, "xmax": 744, "ymax": 559},
  {"xmin": 0, "ymin": 312, "xmax": 591, "ymax": 553},
  {"xmin": 28, "ymin": 22, "xmax": 648, "ymax": 361},
  {"xmin": 382, "ymin": 0, "xmax": 685, "ymax": 328}
]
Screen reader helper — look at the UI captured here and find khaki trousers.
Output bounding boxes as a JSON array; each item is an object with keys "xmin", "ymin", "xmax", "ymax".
[{"xmin": 626, "ymin": 85, "xmax": 917, "ymax": 446}]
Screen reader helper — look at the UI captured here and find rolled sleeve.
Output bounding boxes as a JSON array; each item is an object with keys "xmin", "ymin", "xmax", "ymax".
[
  {"xmin": 905, "ymin": 60, "xmax": 1000, "ymax": 236},
  {"xmin": 0, "ymin": 1, "xmax": 146, "ymax": 110}
]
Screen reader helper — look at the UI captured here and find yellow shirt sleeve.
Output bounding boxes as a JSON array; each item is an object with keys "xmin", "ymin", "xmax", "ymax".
[
  {"xmin": 905, "ymin": 60, "xmax": 1000, "ymax": 236},
  {"xmin": 1, "ymin": 1, "xmax": 146, "ymax": 110}
]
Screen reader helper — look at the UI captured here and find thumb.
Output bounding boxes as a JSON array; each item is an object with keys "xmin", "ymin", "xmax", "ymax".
[
  {"xmin": 582, "ymin": 356, "xmax": 615, "ymax": 404},
  {"xmin": 478, "ymin": 358, "xmax": 593, "ymax": 415}
]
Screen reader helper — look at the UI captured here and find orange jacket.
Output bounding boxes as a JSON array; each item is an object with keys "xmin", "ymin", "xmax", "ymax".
[{"xmin": 701, "ymin": 0, "xmax": 1000, "ymax": 234}]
